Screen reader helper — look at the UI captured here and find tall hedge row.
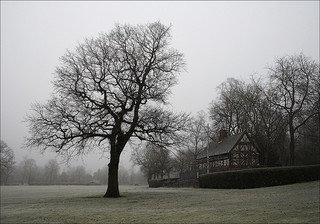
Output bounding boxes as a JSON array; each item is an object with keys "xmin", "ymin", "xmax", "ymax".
[{"xmin": 199, "ymin": 165, "xmax": 320, "ymax": 189}]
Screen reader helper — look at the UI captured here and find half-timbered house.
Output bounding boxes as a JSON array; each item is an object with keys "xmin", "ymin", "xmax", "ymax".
[{"xmin": 196, "ymin": 130, "xmax": 260, "ymax": 174}]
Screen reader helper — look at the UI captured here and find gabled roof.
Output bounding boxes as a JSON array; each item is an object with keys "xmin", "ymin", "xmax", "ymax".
[{"xmin": 196, "ymin": 131, "xmax": 246, "ymax": 160}]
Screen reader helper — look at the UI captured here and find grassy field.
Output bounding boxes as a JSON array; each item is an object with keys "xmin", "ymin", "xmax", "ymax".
[{"xmin": 1, "ymin": 181, "xmax": 319, "ymax": 223}]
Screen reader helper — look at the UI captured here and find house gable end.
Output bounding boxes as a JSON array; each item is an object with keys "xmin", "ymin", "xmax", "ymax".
[
  {"xmin": 230, "ymin": 132, "xmax": 260, "ymax": 168},
  {"xmin": 229, "ymin": 131, "xmax": 246, "ymax": 153}
]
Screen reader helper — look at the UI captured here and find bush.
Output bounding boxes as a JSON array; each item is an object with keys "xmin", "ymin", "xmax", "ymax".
[
  {"xmin": 199, "ymin": 165, "xmax": 320, "ymax": 189},
  {"xmin": 148, "ymin": 179, "xmax": 165, "ymax": 188},
  {"xmin": 148, "ymin": 178, "xmax": 179, "ymax": 188}
]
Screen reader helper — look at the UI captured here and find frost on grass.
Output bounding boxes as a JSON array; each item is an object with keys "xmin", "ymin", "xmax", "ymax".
[{"xmin": 1, "ymin": 182, "xmax": 319, "ymax": 223}]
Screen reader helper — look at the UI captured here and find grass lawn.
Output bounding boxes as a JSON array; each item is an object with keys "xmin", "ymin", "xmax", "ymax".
[{"xmin": 1, "ymin": 181, "xmax": 319, "ymax": 223}]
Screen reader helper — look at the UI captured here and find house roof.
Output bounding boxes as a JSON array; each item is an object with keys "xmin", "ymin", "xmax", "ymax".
[{"xmin": 196, "ymin": 131, "xmax": 246, "ymax": 160}]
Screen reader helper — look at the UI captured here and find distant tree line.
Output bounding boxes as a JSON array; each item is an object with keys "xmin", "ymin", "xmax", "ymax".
[
  {"xmin": 1, "ymin": 140, "xmax": 146, "ymax": 186},
  {"xmin": 132, "ymin": 53, "xmax": 319, "ymax": 180}
]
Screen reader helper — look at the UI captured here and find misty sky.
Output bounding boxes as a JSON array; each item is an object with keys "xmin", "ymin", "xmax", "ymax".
[{"xmin": 1, "ymin": 1, "xmax": 319, "ymax": 172}]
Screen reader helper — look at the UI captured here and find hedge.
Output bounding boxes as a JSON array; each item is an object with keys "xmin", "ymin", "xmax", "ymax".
[
  {"xmin": 148, "ymin": 178, "xmax": 180, "ymax": 188},
  {"xmin": 148, "ymin": 179, "xmax": 165, "ymax": 188},
  {"xmin": 199, "ymin": 165, "xmax": 320, "ymax": 189}
]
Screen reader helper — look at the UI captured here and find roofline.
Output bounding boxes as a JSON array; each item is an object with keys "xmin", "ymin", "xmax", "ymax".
[
  {"xmin": 244, "ymin": 131, "xmax": 262, "ymax": 153},
  {"xmin": 196, "ymin": 131, "xmax": 245, "ymax": 160},
  {"xmin": 231, "ymin": 131, "xmax": 246, "ymax": 151},
  {"xmin": 196, "ymin": 130, "xmax": 261, "ymax": 159}
]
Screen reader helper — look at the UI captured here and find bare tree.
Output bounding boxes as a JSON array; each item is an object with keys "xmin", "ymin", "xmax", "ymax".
[
  {"xmin": 295, "ymin": 113, "xmax": 320, "ymax": 165},
  {"xmin": 0, "ymin": 141, "xmax": 16, "ymax": 185},
  {"xmin": 187, "ymin": 112, "xmax": 209, "ymax": 157},
  {"xmin": 118, "ymin": 165, "xmax": 130, "ymax": 185},
  {"xmin": 67, "ymin": 166, "xmax": 87, "ymax": 184},
  {"xmin": 209, "ymin": 78, "xmax": 246, "ymax": 135},
  {"xmin": 267, "ymin": 54, "xmax": 319, "ymax": 165},
  {"xmin": 44, "ymin": 159, "xmax": 60, "ymax": 184},
  {"xmin": 209, "ymin": 78, "xmax": 288, "ymax": 166},
  {"xmin": 131, "ymin": 143, "xmax": 160, "ymax": 180},
  {"xmin": 59, "ymin": 171, "xmax": 69, "ymax": 184},
  {"xmin": 20, "ymin": 157, "xmax": 37, "ymax": 185},
  {"xmin": 155, "ymin": 146, "xmax": 174, "ymax": 179},
  {"xmin": 74, "ymin": 166, "xmax": 86, "ymax": 184},
  {"xmin": 243, "ymin": 80, "xmax": 288, "ymax": 166},
  {"xmin": 176, "ymin": 111, "xmax": 210, "ymax": 172},
  {"xmin": 93, "ymin": 166, "xmax": 108, "ymax": 185},
  {"xmin": 25, "ymin": 22, "xmax": 187, "ymax": 197},
  {"xmin": 132, "ymin": 142, "xmax": 173, "ymax": 180}
]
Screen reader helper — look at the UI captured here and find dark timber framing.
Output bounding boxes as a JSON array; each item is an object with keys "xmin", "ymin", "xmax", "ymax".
[{"xmin": 196, "ymin": 131, "xmax": 260, "ymax": 174}]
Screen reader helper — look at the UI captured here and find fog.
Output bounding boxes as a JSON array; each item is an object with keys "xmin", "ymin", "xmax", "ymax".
[{"xmin": 1, "ymin": 1, "xmax": 319, "ymax": 171}]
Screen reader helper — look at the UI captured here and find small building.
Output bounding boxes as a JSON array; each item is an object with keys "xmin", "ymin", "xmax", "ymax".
[{"xmin": 197, "ymin": 130, "xmax": 260, "ymax": 174}]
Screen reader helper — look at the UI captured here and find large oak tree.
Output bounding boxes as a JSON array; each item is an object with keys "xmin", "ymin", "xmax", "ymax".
[{"xmin": 25, "ymin": 22, "xmax": 188, "ymax": 197}]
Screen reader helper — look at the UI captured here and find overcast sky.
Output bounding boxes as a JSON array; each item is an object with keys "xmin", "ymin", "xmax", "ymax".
[{"xmin": 1, "ymin": 1, "xmax": 319, "ymax": 172}]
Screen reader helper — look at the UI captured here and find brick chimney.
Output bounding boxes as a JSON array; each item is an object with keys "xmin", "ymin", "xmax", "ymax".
[{"xmin": 219, "ymin": 130, "xmax": 228, "ymax": 141}]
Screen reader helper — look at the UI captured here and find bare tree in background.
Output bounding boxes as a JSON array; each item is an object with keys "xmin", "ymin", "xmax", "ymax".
[
  {"xmin": 133, "ymin": 113, "xmax": 209, "ymax": 178},
  {"xmin": 25, "ymin": 22, "xmax": 188, "ymax": 197},
  {"xmin": 172, "ymin": 150, "xmax": 190, "ymax": 174},
  {"xmin": 209, "ymin": 78, "xmax": 288, "ymax": 166},
  {"xmin": 44, "ymin": 159, "xmax": 60, "ymax": 184},
  {"xmin": 155, "ymin": 146, "xmax": 174, "ymax": 179},
  {"xmin": 93, "ymin": 166, "xmax": 108, "ymax": 185},
  {"xmin": 68, "ymin": 166, "xmax": 87, "ymax": 184},
  {"xmin": 176, "ymin": 111, "xmax": 210, "ymax": 171},
  {"xmin": 132, "ymin": 143, "xmax": 157, "ymax": 180},
  {"xmin": 296, "ymin": 113, "xmax": 320, "ymax": 165},
  {"xmin": 20, "ymin": 157, "xmax": 37, "ymax": 185},
  {"xmin": 242, "ymin": 80, "xmax": 288, "ymax": 166},
  {"xmin": 132, "ymin": 142, "xmax": 174, "ymax": 180},
  {"xmin": 0, "ymin": 141, "xmax": 16, "ymax": 185},
  {"xmin": 267, "ymin": 54, "xmax": 319, "ymax": 166},
  {"xmin": 131, "ymin": 143, "xmax": 154, "ymax": 180},
  {"xmin": 209, "ymin": 78, "xmax": 246, "ymax": 135},
  {"xmin": 187, "ymin": 112, "xmax": 209, "ymax": 157}
]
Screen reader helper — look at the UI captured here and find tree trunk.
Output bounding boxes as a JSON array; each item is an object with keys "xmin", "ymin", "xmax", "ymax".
[
  {"xmin": 104, "ymin": 150, "xmax": 121, "ymax": 198},
  {"xmin": 289, "ymin": 129, "xmax": 295, "ymax": 166},
  {"xmin": 288, "ymin": 115, "xmax": 295, "ymax": 166},
  {"xmin": 264, "ymin": 150, "xmax": 269, "ymax": 167},
  {"xmin": 5, "ymin": 170, "xmax": 9, "ymax": 185},
  {"xmin": 147, "ymin": 171, "xmax": 152, "ymax": 181}
]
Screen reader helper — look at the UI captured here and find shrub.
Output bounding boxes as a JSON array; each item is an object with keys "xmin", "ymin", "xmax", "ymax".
[
  {"xmin": 199, "ymin": 165, "xmax": 320, "ymax": 189},
  {"xmin": 148, "ymin": 178, "xmax": 180, "ymax": 188},
  {"xmin": 148, "ymin": 179, "xmax": 165, "ymax": 188}
]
